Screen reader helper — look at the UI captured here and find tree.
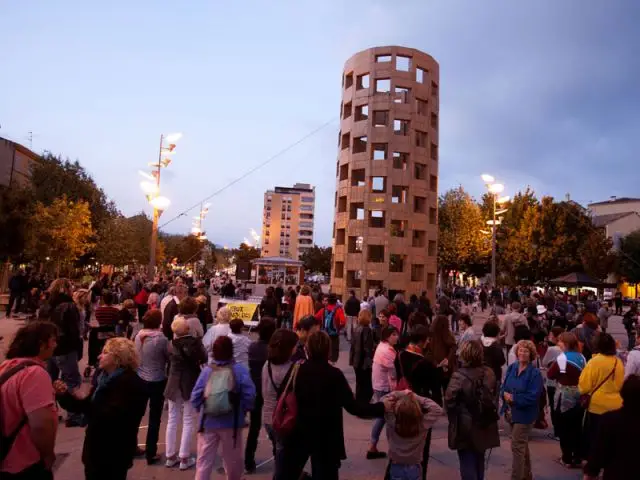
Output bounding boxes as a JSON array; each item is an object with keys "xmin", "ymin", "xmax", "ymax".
[
  {"xmin": 0, "ymin": 186, "xmax": 34, "ymax": 262},
  {"xmin": 300, "ymin": 245, "xmax": 332, "ymax": 275},
  {"xmin": 618, "ymin": 230, "xmax": 640, "ymax": 286},
  {"xmin": 233, "ymin": 243, "xmax": 261, "ymax": 262},
  {"xmin": 438, "ymin": 187, "xmax": 489, "ymax": 278},
  {"xmin": 26, "ymin": 196, "xmax": 94, "ymax": 275},
  {"xmin": 579, "ymin": 230, "xmax": 617, "ymax": 280},
  {"xmin": 94, "ymin": 216, "xmax": 135, "ymax": 267}
]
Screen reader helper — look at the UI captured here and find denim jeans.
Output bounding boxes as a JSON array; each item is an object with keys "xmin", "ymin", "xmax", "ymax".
[
  {"xmin": 264, "ymin": 423, "xmax": 284, "ymax": 479},
  {"xmin": 53, "ymin": 351, "xmax": 84, "ymax": 424},
  {"xmin": 389, "ymin": 463, "xmax": 421, "ymax": 480},
  {"xmin": 457, "ymin": 449, "xmax": 485, "ymax": 480},
  {"xmin": 141, "ymin": 379, "xmax": 166, "ymax": 459},
  {"xmin": 370, "ymin": 390, "xmax": 389, "ymax": 445}
]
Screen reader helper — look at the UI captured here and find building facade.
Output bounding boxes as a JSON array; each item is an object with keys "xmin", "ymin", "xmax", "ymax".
[
  {"xmin": 0, "ymin": 137, "xmax": 39, "ymax": 188},
  {"xmin": 261, "ymin": 183, "xmax": 315, "ymax": 259},
  {"xmin": 330, "ymin": 46, "xmax": 439, "ymax": 301}
]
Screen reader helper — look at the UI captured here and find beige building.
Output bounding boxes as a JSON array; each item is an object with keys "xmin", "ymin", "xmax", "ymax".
[
  {"xmin": 0, "ymin": 137, "xmax": 39, "ymax": 188},
  {"xmin": 589, "ymin": 197, "xmax": 640, "ymax": 246},
  {"xmin": 330, "ymin": 46, "xmax": 439, "ymax": 301},
  {"xmin": 261, "ymin": 183, "xmax": 315, "ymax": 259}
]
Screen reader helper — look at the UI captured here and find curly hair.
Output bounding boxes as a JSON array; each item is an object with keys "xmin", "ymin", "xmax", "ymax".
[
  {"xmin": 358, "ymin": 309, "xmax": 372, "ymax": 326},
  {"xmin": 216, "ymin": 306, "xmax": 231, "ymax": 324},
  {"xmin": 514, "ymin": 339, "xmax": 537, "ymax": 361},
  {"xmin": 103, "ymin": 337, "xmax": 139, "ymax": 370}
]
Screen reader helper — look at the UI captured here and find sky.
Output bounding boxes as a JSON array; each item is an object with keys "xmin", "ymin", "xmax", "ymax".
[{"xmin": 2, "ymin": 1, "xmax": 639, "ymax": 247}]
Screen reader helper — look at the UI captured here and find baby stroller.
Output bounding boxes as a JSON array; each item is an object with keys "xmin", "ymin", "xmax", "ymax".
[{"xmin": 84, "ymin": 324, "xmax": 117, "ymax": 379}]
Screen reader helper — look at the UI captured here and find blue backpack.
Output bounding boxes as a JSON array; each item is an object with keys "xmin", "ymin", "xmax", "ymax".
[{"xmin": 323, "ymin": 308, "xmax": 338, "ymax": 336}]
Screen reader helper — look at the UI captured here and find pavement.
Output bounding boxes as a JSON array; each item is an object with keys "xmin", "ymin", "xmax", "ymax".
[{"xmin": 1, "ymin": 309, "xmax": 631, "ymax": 479}]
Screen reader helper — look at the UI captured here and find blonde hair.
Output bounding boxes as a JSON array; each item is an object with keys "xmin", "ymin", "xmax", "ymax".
[
  {"xmin": 358, "ymin": 309, "xmax": 372, "ymax": 326},
  {"xmin": 49, "ymin": 278, "xmax": 72, "ymax": 297},
  {"xmin": 515, "ymin": 339, "xmax": 537, "ymax": 361},
  {"xmin": 73, "ymin": 289, "xmax": 89, "ymax": 306},
  {"xmin": 103, "ymin": 337, "xmax": 139, "ymax": 370},
  {"xmin": 216, "ymin": 306, "xmax": 231, "ymax": 324},
  {"xmin": 394, "ymin": 392, "xmax": 423, "ymax": 438},
  {"xmin": 171, "ymin": 316, "xmax": 190, "ymax": 337},
  {"xmin": 459, "ymin": 340, "xmax": 484, "ymax": 367}
]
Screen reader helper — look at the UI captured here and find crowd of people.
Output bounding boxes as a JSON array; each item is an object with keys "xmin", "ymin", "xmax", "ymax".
[{"xmin": 1, "ymin": 273, "xmax": 640, "ymax": 480}]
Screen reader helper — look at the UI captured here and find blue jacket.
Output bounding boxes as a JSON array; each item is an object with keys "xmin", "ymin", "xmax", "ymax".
[
  {"xmin": 190, "ymin": 360, "xmax": 256, "ymax": 430},
  {"xmin": 500, "ymin": 362, "xmax": 543, "ymax": 425}
]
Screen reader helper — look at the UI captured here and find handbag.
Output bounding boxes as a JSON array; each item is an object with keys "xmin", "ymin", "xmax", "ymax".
[
  {"xmin": 579, "ymin": 359, "xmax": 617, "ymax": 409},
  {"xmin": 272, "ymin": 361, "xmax": 301, "ymax": 437}
]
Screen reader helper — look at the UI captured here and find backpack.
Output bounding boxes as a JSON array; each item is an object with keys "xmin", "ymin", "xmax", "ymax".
[
  {"xmin": 323, "ymin": 308, "xmax": 338, "ymax": 336},
  {"xmin": 0, "ymin": 361, "xmax": 41, "ymax": 462},
  {"xmin": 204, "ymin": 365, "xmax": 238, "ymax": 416},
  {"xmin": 459, "ymin": 369, "xmax": 499, "ymax": 428}
]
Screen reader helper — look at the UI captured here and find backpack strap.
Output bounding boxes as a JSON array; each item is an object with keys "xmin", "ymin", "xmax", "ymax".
[{"xmin": 0, "ymin": 361, "xmax": 42, "ymax": 461}]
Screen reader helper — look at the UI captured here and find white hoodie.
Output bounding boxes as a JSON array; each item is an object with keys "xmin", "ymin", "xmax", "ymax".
[{"xmin": 625, "ymin": 346, "xmax": 640, "ymax": 379}]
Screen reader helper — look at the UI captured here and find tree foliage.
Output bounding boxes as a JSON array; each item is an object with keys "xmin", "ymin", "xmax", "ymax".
[
  {"xmin": 619, "ymin": 230, "xmax": 640, "ymax": 285},
  {"xmin": 27, "ymin": 196, "xmax": 94, "ymax": 274},
  {"xmin": 300, "ymin": 245, "xmax": 332, "ymax": 275},
  {"xmin": 233, "ymin": 243, "xmax": 261, "ymax": 262},
  {"xmin": 0, "ymin": 186, "xmax": 34, "ymax": 261}
]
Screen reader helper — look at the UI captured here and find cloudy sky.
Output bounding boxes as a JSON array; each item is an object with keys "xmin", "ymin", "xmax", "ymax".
[{"xmin": 2, "ymin": 1, "xmax": 639, "ymax": 246}]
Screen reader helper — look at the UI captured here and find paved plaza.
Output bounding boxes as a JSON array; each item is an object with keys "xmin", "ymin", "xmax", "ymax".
[{"xmin": 1, "ymin": 310, "xmax": 630, "ymax": 479}]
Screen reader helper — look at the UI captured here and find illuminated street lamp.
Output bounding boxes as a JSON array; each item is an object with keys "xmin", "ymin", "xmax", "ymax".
[
  {"xmin": 141, "ymin": 133, "xmax": 181, "ymax": 276},
  {"xmin": 192, "ymin": 203, "xmax": 210, "ymax": 242},
  {"xmin": 482, "ymin": 174, "xmax": 509, "ymax": 287}
]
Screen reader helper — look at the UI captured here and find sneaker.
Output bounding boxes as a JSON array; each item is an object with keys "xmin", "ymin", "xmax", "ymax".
[
  {"xmin": 165, "ymin": 457, "xmax": 180, "ymax": 468},
  {"xmin": 366, "ymin": 451, "xmax": 387, "ymax": 460},
  {"xmin": 179, "ymin": 457, "xmax": 196, "ymax": 471}
]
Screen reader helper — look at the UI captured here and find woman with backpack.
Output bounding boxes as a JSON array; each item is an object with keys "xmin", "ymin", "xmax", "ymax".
[
  {"xmin": 191, "ymin": 335, "xmax": 256, "ymax": 480},
  {"xmin": 163, "ymin": 316, "xmax": 207, "ymax": 471},
  {"xmin": 314, "ymin": 294, "xmax": 346, "ymax": 364},
  {"xmin": 445, "ymin": 340, "xmax": 500, "ymax": 480},
  {"xmin": 261, "ymin": 329, "xmax": 299, "ymax": 479}
]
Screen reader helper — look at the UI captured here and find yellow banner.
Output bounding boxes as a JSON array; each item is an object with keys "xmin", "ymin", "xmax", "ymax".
[{"xmin": 226, "ymin": 303, "xmax": 259, "ymax": 323}]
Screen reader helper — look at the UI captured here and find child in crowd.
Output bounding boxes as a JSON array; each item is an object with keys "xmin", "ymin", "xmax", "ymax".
[
  {"xmin": 383, "ymin": 391, "xmax": 443, "ymax": 480},
  {"xmin": 228, "ymin": 318, "xmax": 251, "ymax": 367},
  {"xmin": 118, "ymin": 299, "xmax": 137, "ymax": 338}
]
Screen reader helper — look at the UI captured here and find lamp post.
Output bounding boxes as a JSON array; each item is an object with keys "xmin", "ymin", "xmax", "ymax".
[
  {"xmin": 481, "ymin": 174, "xmax": 509, "ymax": 287},
  {"xmin": 141, "ymin": 133, "xmax": 181, "ymax": 277}
]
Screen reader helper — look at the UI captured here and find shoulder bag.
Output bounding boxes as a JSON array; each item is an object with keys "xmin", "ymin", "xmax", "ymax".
[
  {"xmin": 579, "ymin": 359, "xmax": 617, "ymax": 409},
  {"xmin": 272, "ymin": 361, "xmax": 301, "ymax": 437}
]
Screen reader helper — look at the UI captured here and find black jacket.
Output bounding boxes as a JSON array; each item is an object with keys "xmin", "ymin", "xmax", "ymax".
[
  {"xmin": 398, "ymin": 349, "xmax": 442, "ymax": 405},
  {"xmin": 248, "ymin": 340, "xmax": 269, "ymax": 397},
  {"xmin": 288, "ymin": 359, "xmax": 384, "ymax": 462},
  {"xmin": 584, "ymin": 406, "xmax": 640, "ymax": 480},
  {"xmin": 445, "ymin": 366, "xmax": 500, "ymax": 452},
  {"xmin": 162, "ymin": 298, "xmax": 178, "ymax": 340},
  {"xmin": 164, "ymin": 335, "xmax": 207, "ymax": 401},
  {"xmin": 482, "ymin": 341, "xmax": 506, "ymax": 383},
  {"xmin": 349, "ymin": 325, "xmax": 375, "ymax": 370},
  {"xmin": 344, "ymin": 296, "xmax": 361, "ymax": 317},
  {"xmin": 41, "ymin": 293, "xmax": 81, "ymax": 356},
  {"xmin": 57, "ymin": 369, "xmax": 146, "ymax": 472}
]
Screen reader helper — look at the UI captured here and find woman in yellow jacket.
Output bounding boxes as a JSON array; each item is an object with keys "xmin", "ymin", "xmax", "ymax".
[
  {"xmin": 293, "ymin": 285, "xmax": 316, "ymax": 329},
  {"xmin": 578, "ymin": 333, "xmax": 624, "ymax": 456}
]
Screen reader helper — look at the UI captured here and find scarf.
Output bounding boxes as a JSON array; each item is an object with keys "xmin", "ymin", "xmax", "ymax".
[
  {"xmin": 92, "ymin": 367, "xmax": 124, "ymax": 401},
  {"xmin": 405, "ymin": 344, "xmax": 424, "ymax": 356}
]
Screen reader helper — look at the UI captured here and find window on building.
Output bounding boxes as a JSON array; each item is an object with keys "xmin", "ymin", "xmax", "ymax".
[
  {"xmin": 411, "ymin": 264, "xmax": 425, "ymax": 282},
  {"xmin": 394, "ymin": 86, "xmax": 410, "ymax": 104},
  {"xmin": 417, "ymin": 98, "xmax": 428, "ymax": 116},
  {"xmin": 432, "ymin": 81, "xmax": 439, "ymax": 97},
  {"xmin": 344, "ymin": 72, "xmax": 353, "ymax": 89},
  {"xmin": 430, "ymin": 143, "xmax": 438, "ymax": 160},
  {"xmin": 338, "ymin": 196, "xmax": 347, "ymax": 213},
  {"xmin": 355, "ymin": 104, "xmax": 369, "ymax": 121},
  {"xmin": 341, "ymin": 132, "xmax": 350, "ymax": 150},
  {"xmin": 414, "ymin": 196, "xmax": 426, "ymax": 214},
  {"xmin": 429, "ymin": 207, "xmax": 437, "ymax": 224},
  {"xmin": 300, "ymin": 221, "xmax": 314, "ymax": 228},
  {"xmin": 376, "ymin": 54, "xmax": 391, "ymax": 63},
  {"xmin": 339, "ymin": 163, "xmax": 348, "ymax": 181},
  {"xmin": 427, "ymin": 272, "xmax": 436, "ymax": 290},
  {"xmin": 356, "ymin": 73, "xmax": 370, "ymax": 90},
  {"xmin": 369, "ymin": 210, "xmax": 385, "ymax": 228},
  {"xmin": 342, "ymin": 101, "xmax": 352, "ymax": 119},
  {"xmin": 416, "ymin": 67, "xmax": 426, "ymax": 84},
  {"xmin": 373, "ymin": 110, "xmax": 389, "ymax": 127},
  {"xmin": 350, "ymin": 202, "xmax": 365, "ymax": 220},
  {"xmin": 429, "ymin": 174, "xmax": 437, "ymax": 192},
  {"xmin": 394, "ymin": 119, "xmax": 410, "ymax": 135},
  {"xmin": 431, "ymin": 112, "xmax": 438, "ymax": 129},
  {"xmin": 375, "ymin": 78, "xmax": 391, "ymax": 93},
  {"xmin": 389, "ymin": 254, "xmax": 405, "ymax": 273},
  {"xmin": 372, "ymin": 143, "xmax": 387, "ymax": 161},
  {"xmin": 396, "ymin": 55, "xmax": 411, "ymax": 71},
  {"xmin": 414, "ymin": 163, "xmax": 426, "ymax": 180},
  {"xmin": 348, "ymin": 236, "xmax": 364, "ymax": 253},
  {"xmin": 367, "ymin": 245, "xmax": 385, "ymax": 263},
  {"xmin": 334, "ymin": 261, "xmax": 344, "ymax": 278},
  {"xmin": 390, "ymin": 220, "xmax": 406, "ymax": 237},
  {"xmin": 347, "ymin": 270, "xmax": 362, "ymax": 288},
  {"xmin": 336, "ymin": 229, "xmax": 346, "ymax": 245},
  {"xmin": 351, "ymin": 168, "xmax": 365, "ymax": 187},
  {"xmin": 428, "ymin": 240, "xmax": 437, "ymax": 257},
  {"xmin": 302, "ymin": 196, "xmax": 314, "ymax": 203},
  {"xmin": 391, "ymin": 185, "xmax": 408, "ymax": 204},
  {"xmin": 393, "ymin": 152, "xmax": 408, "ymax": 170},
  {"xmin": 300, "ymin": 205, "xmax": 313, "ymax": 211},
  {"xmin": 371, "ymin": 177, "xmax": 386, "ymax": 193},
  {"xmin": 416, "ymin": 130, "xmax": 427, "ymax": 148},
  {"xmin": 412, "ymin": 230, "xmax": 426, "ymax": 247},
  {"xmin": 353, "ymin": 136, "xmax": 367, "ymax": 154},
  {"xmin": 300, "ymin": 213, "xmax": 313, "ymax": 220}
]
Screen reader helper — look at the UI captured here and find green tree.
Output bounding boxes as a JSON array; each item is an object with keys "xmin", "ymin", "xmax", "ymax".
[
  {"xmin": 579, "ymin": 230, "xmax": 617, "ymax": 280},
  {"xmin": 27, "ymin": 196, "xmax": 94, "ymax": 275},
  {"xmin": 0, "ymin": 186, "xmax": 34, "ymax": 262},
  {"xmin": 95, "ymin": 215, "xmax": 135, "ymax": 267},
  {"xmin": 300, "ymin": 245, "xmax": 332, "ymax": 275},
  {"xmin": 438, "ymin": 187, "xmax": 489, "ymax": 278},
  {"xmin": 618, "ymin": 230, "xmax": 640, "ymax": 286},
  {"xmin": 233, "ymin": 243, "xmax": 261, "ymax": 262}
]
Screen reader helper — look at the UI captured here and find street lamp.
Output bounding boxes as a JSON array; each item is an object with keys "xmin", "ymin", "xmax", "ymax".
[
  {"xmin": 192, "ymin": 203, "xmax": 210, "ymax": 242},
  {"xmin": 481, "ymin": 174, "xmax": 508, "ymax": 287},
  {"xmin": 141, "ymin": 133, "xmax": 181, "ymax": 277}
]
